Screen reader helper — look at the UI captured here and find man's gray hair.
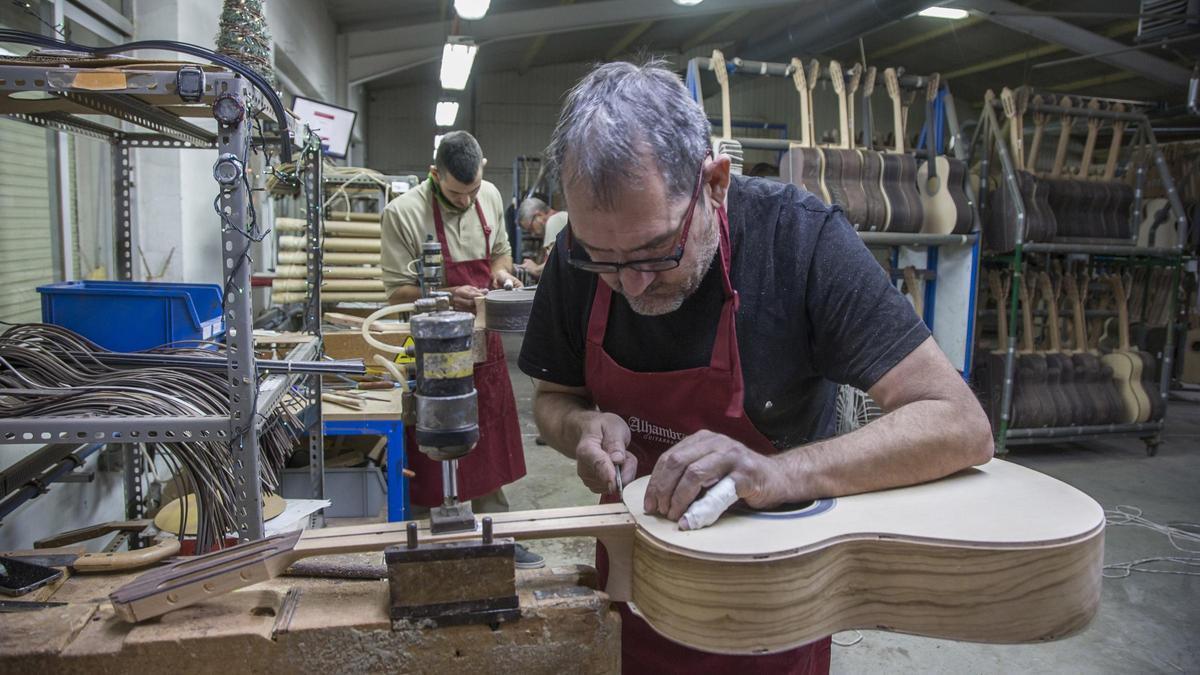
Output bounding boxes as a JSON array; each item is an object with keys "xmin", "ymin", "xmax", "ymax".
[
  {"xmin": 547, "ymin": 59, "xmax": 710, "ymax": 210},
  {"xmin": 435, "ymin": 130, "xmax": 484, "ymax": 184},
  {"xmin": 517, "ymin": 197, "xmax": 550, "ymax": 227}
]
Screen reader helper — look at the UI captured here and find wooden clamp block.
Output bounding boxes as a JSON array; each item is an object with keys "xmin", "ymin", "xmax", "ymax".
[{"xmin": 385, "ymin": 538, "xmax": 519, "ymax": 629}]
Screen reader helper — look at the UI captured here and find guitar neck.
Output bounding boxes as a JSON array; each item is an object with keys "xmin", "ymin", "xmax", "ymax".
[
  {"xmin": 988, "ymin": 271, "xmax": 1010, "ymax": 352},
  {"xmin": 830, "ymin": 61, "xmax": 850, "ymax": 149},
  {"xmin": 791, "ymin": 58, "xmax": 812, "ymax": 148},
  {"xmin": 1065, "ymin": 276, "xmax": 1089, "ymax": 352},
  {"xmin": 1051, "ymin": 97, "xmax": 1074, "ymax": 178},
  {"xmin": 711, "ymin": 50, "xmax": 732, "ymax": 139},
  {"xmin": 1018, "ymin": 275, "xmax": 1035, "ymax": 353},
  {"xmin": 890, "ymin": 94, "xmax": 905, "ymax": 154},
  {"xmin": 1107, "ymin": 275, "xmax": 1133, "ymax": 351},
  {"xmin": 1080, "ymin": 102, "xmax": 1102, "ymax": 180},
  {"xmin": 1039, "ymin": 273, "xmax": 1064, "ymax": 351},
  {"xmin": 110, "ymin": 504, "xmax": 635, "ymax": 623},
  {"xmin": 1104, "ymin": 104, "xmax": 1127, "ymax": 181}
]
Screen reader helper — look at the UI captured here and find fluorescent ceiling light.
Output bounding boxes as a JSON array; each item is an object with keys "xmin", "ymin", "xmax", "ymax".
[
  {"xmin": 454, "ymin": 0, "xmax": 490, "ymax": 20},
  {"xmin": 433, "ymin": 134, "xmax": 445, "ymax": 159},
  {"xmin": 919, "ymin": 6, "xmax": 969, "ymax": 19},
  {"xmin": 673, "ymin": 0, "xmax": 704, "ymax": 5},
  {"xmin": 436, "ymin": 101, "xmax": 460, "ymax": 127},
  {"xmin": 440, "ymin": 41, "xmax": 477, "ymax": 91}
]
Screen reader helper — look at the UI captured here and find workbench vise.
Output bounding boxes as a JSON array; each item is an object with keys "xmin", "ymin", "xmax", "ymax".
[{"xmin": 385, "ymin": 517, "xmax": 520, "ymax": 629}]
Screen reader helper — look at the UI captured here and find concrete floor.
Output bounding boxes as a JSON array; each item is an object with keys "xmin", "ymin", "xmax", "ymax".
[{"xmin": 496, "ymin": 335, "xmax": 1200, "ymax": 674}]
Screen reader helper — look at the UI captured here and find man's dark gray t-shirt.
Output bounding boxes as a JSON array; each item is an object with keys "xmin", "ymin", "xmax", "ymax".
[{"xmin": 517, "ymin": 175, "xmax": 930, "ymax": 448}]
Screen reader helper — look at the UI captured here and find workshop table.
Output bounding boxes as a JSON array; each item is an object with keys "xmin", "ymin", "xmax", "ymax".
[
  {"xmin": 0, "ymin": 561, "xmax": 620, "ymax": 673},
  {"xmin": 322, "ymin": 388, "xmax": 409, "ymax": 521}
]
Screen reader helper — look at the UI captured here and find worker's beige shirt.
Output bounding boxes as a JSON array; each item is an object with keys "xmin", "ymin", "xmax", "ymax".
[
  {"xmin": 543, "ymin": 211, "xmax": 569, "ymax": 250},
  {"xmin": 381, "ymin": 178, "xmax": 511, "ymax": 292}
]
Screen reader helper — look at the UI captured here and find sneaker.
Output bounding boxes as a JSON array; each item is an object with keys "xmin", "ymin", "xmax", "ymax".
[{"xmin": 513, "ymin": 543, "xmax": 545, "ymax": 569}]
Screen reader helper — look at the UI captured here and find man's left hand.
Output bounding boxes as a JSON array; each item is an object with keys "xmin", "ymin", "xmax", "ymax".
[
  {"xmin": 491, "ymin": 269, "xmax": 523, "ymax": 289},
  {"xmin": 643, "ymin": 430, "xmax": 788, "ymax": 522}
]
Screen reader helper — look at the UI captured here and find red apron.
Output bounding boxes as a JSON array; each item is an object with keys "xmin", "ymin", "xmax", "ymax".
[
  {"xmin": 405, "ymin": 192, "xmax": 527, "ymax": 507},
  {"xmin": 588, "ymin": 207, "xmax": 831, "ymax": 674}
]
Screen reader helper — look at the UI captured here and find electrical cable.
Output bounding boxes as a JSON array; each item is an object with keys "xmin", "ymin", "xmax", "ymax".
[
  {"xmin": 1102, "ymin": 505, "xmax": 1200, "ymax": 578},
  {"xmin": 0, "ymin": 29, "xmax": 292, "ymax": 161}
]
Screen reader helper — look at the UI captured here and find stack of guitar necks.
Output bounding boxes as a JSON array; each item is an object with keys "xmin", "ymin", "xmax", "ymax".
[
  {"xmin": 977, "ymin": 267, "xmax": 1167, "ymax": 431},
  {"xmin": 272, "ymin": 211, "xmax": 388, "ymax": 304},
  {"xmin": 779, "ymin": 61, "xmax": 971, "ymax": 235}
]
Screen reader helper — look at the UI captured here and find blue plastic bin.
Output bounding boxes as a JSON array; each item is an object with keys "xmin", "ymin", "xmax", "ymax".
[{"xmin": 37, "ymin": 280, "xmax": 225, "ymax": 352}]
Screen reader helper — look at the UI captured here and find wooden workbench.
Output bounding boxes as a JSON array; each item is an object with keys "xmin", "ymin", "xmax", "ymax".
[
  {"xmin": 322, "ymin": 387, "xmax": 405, "ymax": 421},
  {"xmin": 0, "ymin": 562, "xmax": 619, "ymax": 674}
]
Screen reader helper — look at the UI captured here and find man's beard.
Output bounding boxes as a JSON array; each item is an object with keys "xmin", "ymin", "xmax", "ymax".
[{"xmin": 620, "ymin": 210, "xmax": 719, "ymax": 317}]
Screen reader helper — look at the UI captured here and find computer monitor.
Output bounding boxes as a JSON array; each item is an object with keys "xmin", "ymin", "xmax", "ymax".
[{"xmin": 292, "ymin": 96, "xmax": 358, "ymax": 159}]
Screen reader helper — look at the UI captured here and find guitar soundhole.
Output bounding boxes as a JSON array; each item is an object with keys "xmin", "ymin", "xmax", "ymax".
[
  {"xmin": 751, "ymin": 500, "xmax": 816, "ymax": 513},
  {"xmin": 733, "ymin": 497, "xmax": 836, "ymax": 519}
]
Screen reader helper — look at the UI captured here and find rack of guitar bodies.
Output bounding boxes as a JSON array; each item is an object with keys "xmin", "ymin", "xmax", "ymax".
[
  {"xmin": 692, "ymin": 54, "xmax": 974, "ymax": 237},
  {"xmin": 974, "ymin": 262, "xmax": 1172, "ymax": 440},
  {"xmin": 974, "ymin": 88, "xmax": 1194, "ymax": 253}
]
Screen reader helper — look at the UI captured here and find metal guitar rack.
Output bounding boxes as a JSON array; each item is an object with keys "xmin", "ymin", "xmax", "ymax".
[
  {"xmin": 970, "ymin": 92, "xmax": 1191, "ymax": 456},
  {"xmin": 686, "ymin": 55, "xmax": 983, "ymax": 380},
  {"xmin": 0, "ymin": 59, "xmax": 328, "ymax": 541}
]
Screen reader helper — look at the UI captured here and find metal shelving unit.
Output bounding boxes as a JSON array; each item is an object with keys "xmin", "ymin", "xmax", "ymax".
[
  {"xmin": 971, "ymin": 94, "xmax": 1191, "ymax": 455},
  {"xmin": 0, "ymin": 58, "xmax": 325, "ymax": 541}
]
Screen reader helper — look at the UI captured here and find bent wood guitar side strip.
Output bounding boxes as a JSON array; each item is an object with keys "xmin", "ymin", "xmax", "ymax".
[{"xmin": 111, "ymin": 461, "xmax": 1103, "ymax": 656}]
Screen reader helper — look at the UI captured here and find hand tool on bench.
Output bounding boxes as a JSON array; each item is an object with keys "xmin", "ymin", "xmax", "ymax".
[{"xmin": 4, "ymin": 520, "xmax": 179, "ymax": 572}]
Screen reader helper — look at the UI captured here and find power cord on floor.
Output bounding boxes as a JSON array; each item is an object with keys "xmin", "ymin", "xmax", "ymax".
[
  {"xmin": 832, "ymin": 630, "xmax": 864, "ymax": 647},
  {"xmin": 1102, "ymin": 505, "xmax": 1200, "ymax": 578}
]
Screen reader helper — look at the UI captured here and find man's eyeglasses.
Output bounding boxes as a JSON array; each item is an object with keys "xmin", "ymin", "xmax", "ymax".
[{"xmin": 566, "ymin": 151, "xmax": 709, "ymax": 274}]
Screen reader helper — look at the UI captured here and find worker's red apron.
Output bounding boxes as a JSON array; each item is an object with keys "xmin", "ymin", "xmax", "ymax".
[
  {"xmin": 406, "ymin": 194, "xmax": 527, "ymax": 507},
  {"xmin": 587, "ymin": 207, "xmax": 831, "ymax": 674}
]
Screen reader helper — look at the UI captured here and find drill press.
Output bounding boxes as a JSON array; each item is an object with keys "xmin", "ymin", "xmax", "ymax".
[
  {"xmin": 383, "ymin": 236, "xmax": 520, "ymax": 628},
  {"xmin": 410, "ymin": 308, "xmax": 479, "ymax": 534}
]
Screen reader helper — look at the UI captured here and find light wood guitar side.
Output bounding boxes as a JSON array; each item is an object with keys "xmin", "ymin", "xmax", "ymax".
[
  {"xmin": 1100, "ymin": 274, "xmax": 1150, "ymax": 423},
  {"xmin": 111, "ymin": 461, "xmax": 1103, "ymax": 657}
]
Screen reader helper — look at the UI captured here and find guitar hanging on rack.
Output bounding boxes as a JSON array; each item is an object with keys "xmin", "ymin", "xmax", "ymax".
[
  {"xmin": 850, "ymin": 63, "xmax": 888, "ymax": 231},
  {"xmin": 1063, "ymin": 273, "xmax": 1111, "ymax": 425},
  {"xmin": 1102, "ymin": 102, "xmax": 1136, "ymax": 240},
  {"xmin": 916, "ymin": 73, "xmax": 972, "ymax": 235},
  {"xmin": 880, "ymin": 67, "xmax": 924, "ymax": 233},
  {"xmin": 782, "ymin": 58, "xmax": 829, "ymax": 202},
  {"xmin": 823, "ymin": 60, "xmax": 870, "ymax": 227},
  {"xmin": 1100, "ymin": 273, "xmax": 1150, "ymax": 424},
  {"xmin": 1013, "ymin": 272, "xmax": 1055, "ymax": 428},
  {"xmin": 1037, "ymin": 271, "xmax": 1082, "ymax": 426}
]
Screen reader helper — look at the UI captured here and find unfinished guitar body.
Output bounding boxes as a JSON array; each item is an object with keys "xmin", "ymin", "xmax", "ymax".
[
  {"xmin": 624, "ymin": 459, "xmax": 1103, "ymax": 655},
  {"xmin": 112, "ymin": 462, "xmax": 1102, "ymax": 658}
]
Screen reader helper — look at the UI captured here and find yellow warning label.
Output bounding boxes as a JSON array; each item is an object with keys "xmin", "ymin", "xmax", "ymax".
[
  {"xmin": 421, "ymin": 350, "xmax": 473, "ymax": 379},
  {"xmin": 393, "ymin": 336, "xmax": 416, "ymax": 365}
]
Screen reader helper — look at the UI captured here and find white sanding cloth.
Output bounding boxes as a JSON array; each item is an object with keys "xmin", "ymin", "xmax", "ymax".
[{"xmin": 679, "ymin": 477, "xmax": 739, "ymax": 530}]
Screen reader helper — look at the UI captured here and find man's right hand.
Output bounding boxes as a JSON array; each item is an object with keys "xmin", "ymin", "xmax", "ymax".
[
  {"xmin": 574, "ymin": 412, "xmax": 635, "ymax": 495},
  {"xmin": 450, "ymin": 285, "xmax": 486, "ymax": 312}
]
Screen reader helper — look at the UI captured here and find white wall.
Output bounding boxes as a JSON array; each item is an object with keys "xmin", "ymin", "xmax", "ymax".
[
  {"xmin": 366, "ymin": 61, "xmax": 594, "ymax": 208},
  {"xmin": 135, "ymin": 0, "xmax": 339, "ymax": 285}
]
